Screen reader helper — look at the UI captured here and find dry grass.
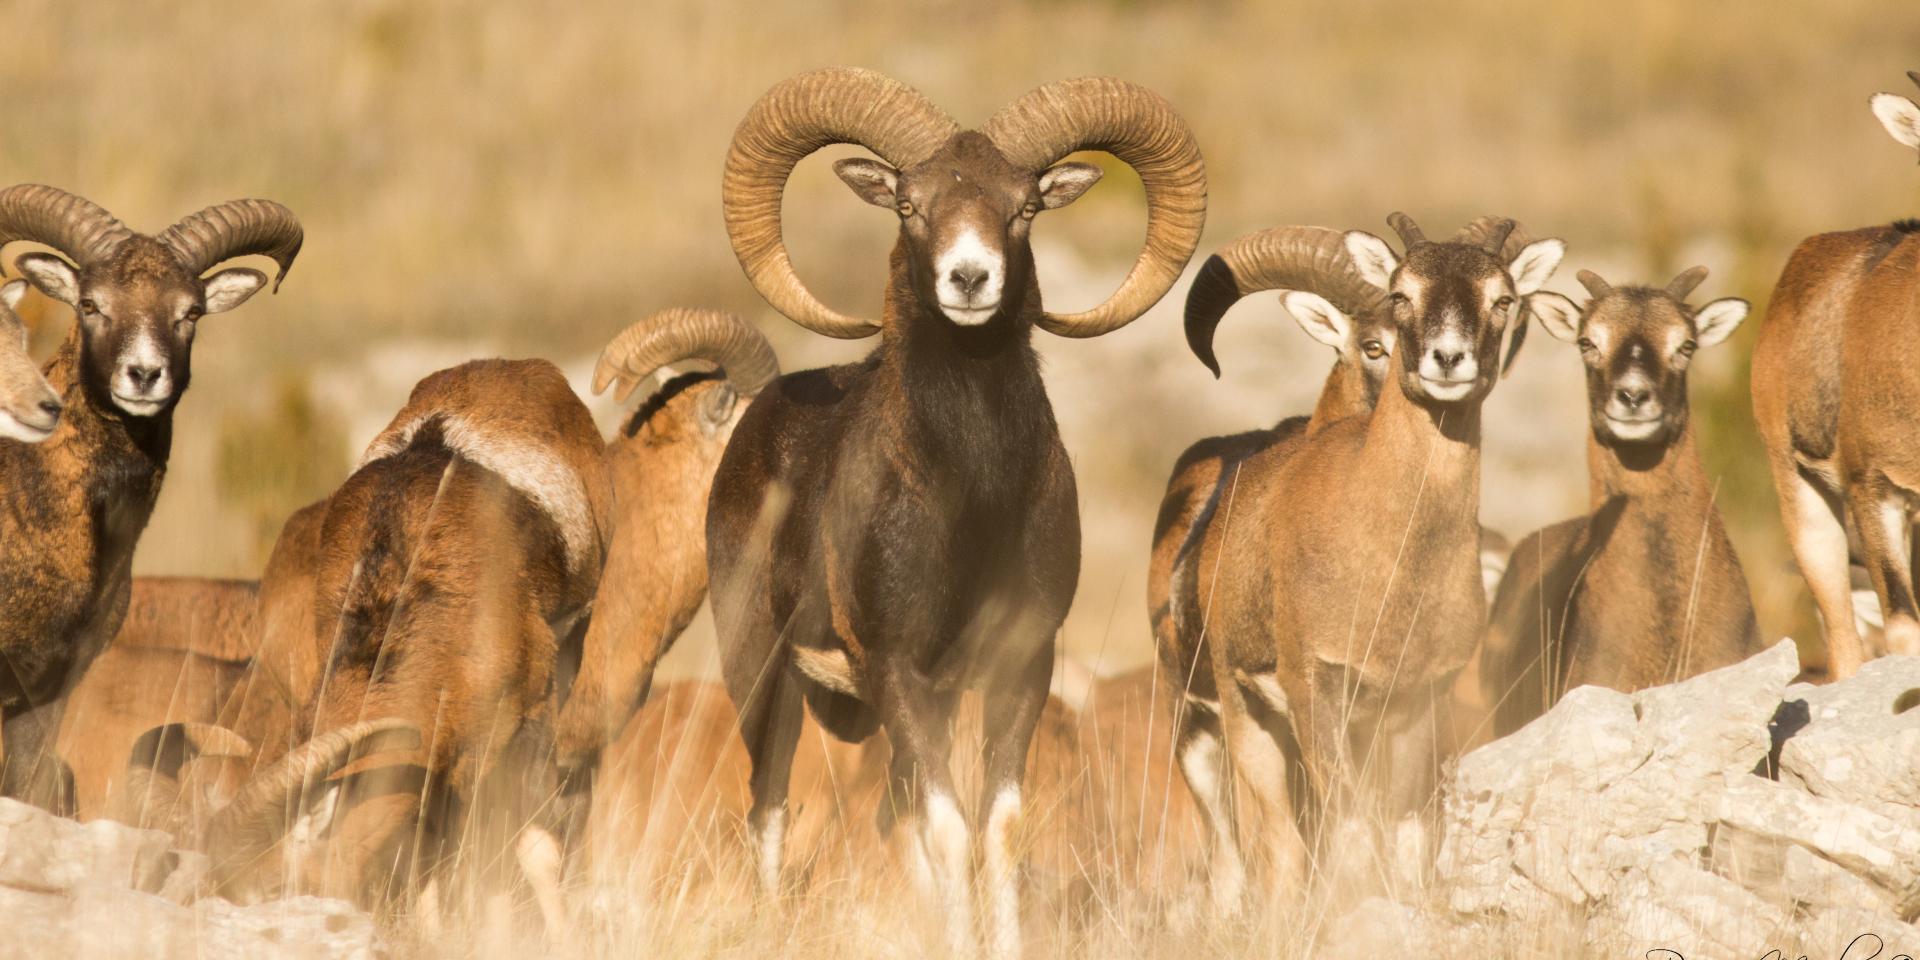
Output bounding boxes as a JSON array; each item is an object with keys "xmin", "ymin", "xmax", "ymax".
[{"xmin": 8, "ymin": 1, "xmax": 1920, "ymax": 954}]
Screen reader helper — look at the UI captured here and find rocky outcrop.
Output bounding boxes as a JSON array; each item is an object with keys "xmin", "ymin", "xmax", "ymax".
[
  {"xmin": 1432, "ymin": 640, "xmax": 1920, "ymax": 955},
  {"xmin": 0, "ymin": 797, "xmax": 382, "ymax": 959}
]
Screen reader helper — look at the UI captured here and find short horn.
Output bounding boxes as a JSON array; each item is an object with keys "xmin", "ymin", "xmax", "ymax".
[
  {"xmin": 1909, "ymin": 70, "xmax": 1919, "ymax": 93},
  {"xmin": 159, "ymin": 199, "xmax": 304, "ymax": 292},
  {"xmin": 593, "ymin": 308, "xmax": 780, "ymax": 402},
  {"xmin": 1386, "ymin": 212, "xmax": 1427, "ymax": 248},
  {"xmin": 984, "ymin": 77, "xmax": 1206, "ymax": 338},
  {"xmin": 1184, "ymin": 226, "xmax": 1386, "ymax": 376},
  {"xmin": 201, "ymin": 719, "xmax": 420, "ymax": 877},
  {"xmin": 1451, "ymin": 216, "xmax": 1529, "ymax": 260},
  {"xmin": 1666, "ymin": 265, "xmax": 1710, "ymax": 301},
  {"xmin": 723, "ymin": 67, "xmax": 959, "ymax": 339},
  {"xmin": 0, "ymin": 184, "xmax": 133, "ymax": 268},
  {"xmin": 1576, "ymin": 269, "xmax": 1614, "ymax": 299}
]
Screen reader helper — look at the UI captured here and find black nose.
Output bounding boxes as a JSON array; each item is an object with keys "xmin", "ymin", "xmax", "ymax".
[
  {"xmin": 949, "ymin": 265, "xmax": 990, "ymax": 296},
  {"xmin": 1430, "ymin": 349, "xmax": 1465, "ymax": 373},
  {"xmin": 126, "ymin": 364, "xmax": 163, "ymax": 391},
  {"xmin": 37, "ymin": 398, "xmax": 61, "ymax": 418},
  {"xmin": 1615, "ymin": 386, "xmax": 1650, "ymax": 410}
]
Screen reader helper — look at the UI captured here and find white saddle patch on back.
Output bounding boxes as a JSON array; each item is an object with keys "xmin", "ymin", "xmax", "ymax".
[
  {"xmin": 358, "ymin": 413, "xmax": 595, "ymax": 574},
  {"xmin": 792, "ymin": 646, "xmax": 861, "ymax": 697}
]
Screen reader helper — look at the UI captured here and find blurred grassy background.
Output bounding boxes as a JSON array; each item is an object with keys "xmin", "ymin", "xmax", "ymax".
[{"xmin": 4, "ymin": 0, "xmax": 1919, "ymax": 669}]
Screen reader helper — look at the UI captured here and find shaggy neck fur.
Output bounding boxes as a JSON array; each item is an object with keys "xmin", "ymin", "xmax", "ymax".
[
  {"xmin": 0, "ymin": 327, "xmax": 170, "ymax": 706},
  {"xmin": 874, "ymin": 241, "xmax": 1058, "ymax": 503}
]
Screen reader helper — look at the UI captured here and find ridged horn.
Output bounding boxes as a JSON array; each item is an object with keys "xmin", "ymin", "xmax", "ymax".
[
  {"xmin": 0, "ymin": 184, "xmax": 133, "ymax": 268},
  {"xmin": 1666, "ymin": 265, "xmax": 1709, "ymax": 302},
  {"xmin": 119, "ymin": 722, "xmax": 255, "ymax": 832},
  {"xmin": 158, "ymin": 199, "xmax": 303, "ymax": 292},
  {"xmin": 1452, "ymin": 216, "xmax": 1527, "ymax": 261},
  {"xmin": 1386, "ymin": 212, "xmax": 1427, "ymax": 248},
  {"xmin": 1184, "ymin": 226, "xmax": 1386, "ymax": 377},
  {"xmin": 723, "ymin": 67, "xmax": 959, "ymax": 339},
  {"xmin": 1577, "ymin": 269, "xmax": 1614, "ymax": 299},
  {"xmin": 983, "ymin": 77, "xmax": 1207, "ymax": 338},
  {"xmin": 202, "ymin": 719, "xmax": 420, "ymax": 877},
  {"xmin": 593, "ymin": 308, "xmax": 780, "ymax": 403}
]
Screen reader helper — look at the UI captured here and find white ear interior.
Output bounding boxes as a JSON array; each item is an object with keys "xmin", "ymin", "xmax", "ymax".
[
  {"xmin": 1527, "ymin": 291, "xmax": 1582, "ymax": 342},
  {"xmin": 832, "ymin": 158, "xmax": 901, "ymax": 208},
  {"xmin": 1507, "ymin": 239, "xmax": 1566, "ymax": 296},
  {"xmin": 1279, "ymin": 290, "xmax": 1351, "ymax": 351},
  {"xmin": 1037, "ymin": 162, "xmax": 1104, "ymax": 210},
  {"xmin": 201, "ymin": 267, "xmax": 268, "ymax": 315},
  {"xmin": 1692, "ymin": 297, "xmax": 1750, "ymax": 348},
  {"xmin": 1871, "ymin": 93, "xmax": 1920, "ymax": 150},
  {"xmin": 0, "ymin": 279, "xmax": 26, "ymax": 312},
  {"xmin": 1344, "ymin": 231, "xmax": 1398, "ymax": 291},
  {"xmin": 15, "ymin": 253, "xmax": 79, "ymax": 306}
]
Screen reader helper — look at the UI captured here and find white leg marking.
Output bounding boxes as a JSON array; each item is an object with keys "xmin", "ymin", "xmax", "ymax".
[
  {"xmin": 983, "ymin": 786, "xmax": 1023, "ymax": 960},
  {"xmin": 1876, "ymin": 497, "xmax": 1920, "ymax": 655},
  {"xmin": 920, "ymin": 790, "xmax": 975, "ymax": 956},
  {"xmin": 1392, "ymin": 815, "xmax": 1430, "ymax": 893},
  {"xmin": 515, "ymin": 826, "xmax": 567, "ymax": 936},
  {"xmin": 1178, "ymin": 728, "xmax": 1244, "ymax": 914},
  {"xmin": 754, "ymin": 807, "xmax": 786, "ymax": 896},
  {"xmin": 417, "ymin": 876, "xmax": 445, "ymax": 940}
]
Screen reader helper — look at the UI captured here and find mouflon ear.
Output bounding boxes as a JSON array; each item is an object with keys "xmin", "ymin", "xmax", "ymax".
[
  {"xmin": 1344, "ymin": 231, "xmax": 1398, "ymax": 291},
  {"xmin": 1037, "ymin": 162, "xmax": 1103, "ymax": 210},
  {"xmin": 1691, "ymin": 298, "xmax": 1750, "ymax": 348},
  {"xmin": 1279, "ymin": 291, "xmax": 1351, "ymax": 351},
  {"xmin": 1529, "ymin": 291, "xmax": 1583, "ymax": 343},
  {"xmin": 1871, "ymin": 92, "xmax": 1920, "ymax": 151},
  {"xmin": 1506, "ymin": 239, "xmax": 1566, "ymax": 296},
  {"xmin": 14, "ymin": 253, "xmax": 79, "ymax": 306},
  {"xmin": 833, "ymin": 158, "xmax": 901, "ymax": 208}
]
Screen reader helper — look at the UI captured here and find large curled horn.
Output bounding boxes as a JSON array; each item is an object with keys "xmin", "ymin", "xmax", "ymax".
[
  {"xmin": 983, "ymin": 77, "xmax": 1207, "ymax": 338},
  {"xmin": 200, "ymin": 719, "xmax": 420, "ymax": 877},
  {"xmin": 1666, "ymin": 265, "xmax": 1710, "ymax": 301},
  {"xmin": 1386, "ymin": 212, "xmax": 1427, "ymax": 248},
  {"xmin": 115, "ymin": 722, "xmax": 255, "ymax": 831},
  {"xmin": 0, "ymin": 184, "xmax": 134, "ymax": 268},
  {"xmin": 593, "ymin": 308, "xmax": 780, "ymax": 403},
  {"xmin": 158, "ymin": 199, "xmax": 303, "ymax": 292},
  {"xmin": 1184, "ymin": 226, "xmax": 1387, "ymax": 377},
  {"xmin": 723, "ymin": 67, "xmax": 960, "ymax": 339}
]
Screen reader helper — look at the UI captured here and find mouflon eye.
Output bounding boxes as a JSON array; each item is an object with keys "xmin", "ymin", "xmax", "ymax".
[
  {"xmin": 1678, "ymin": 339, "xmax": 1697, "ymax": 357},
  {"xmin": 897, "ymin": 200, "xmax": 914, "ymax": 218},
  {"xmin": 78, "ymin": 298, "xmax": 97, "ymax": 315},
  {"xmin": 1362, "ymin": 339, "xmax": 1387, "ymax": 359},
  {"xmin": 1494, "ymin": 295, "xmax": 1515, "ymax": 311}
]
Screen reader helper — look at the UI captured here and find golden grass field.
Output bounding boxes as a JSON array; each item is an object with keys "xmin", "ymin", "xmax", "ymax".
[{"xmin": 6, "ymin": 0, "xmax": 1920, "ymax": 955}]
